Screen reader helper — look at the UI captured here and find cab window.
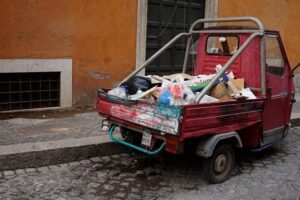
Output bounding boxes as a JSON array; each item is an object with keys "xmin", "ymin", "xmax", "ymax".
[
  {"xmin": 206, "ymin": 35, "xmax": 239, "ymax": 56},
  {"xmin": 266, "ymin": 35, "xmax": 285, "ymax": 76}
]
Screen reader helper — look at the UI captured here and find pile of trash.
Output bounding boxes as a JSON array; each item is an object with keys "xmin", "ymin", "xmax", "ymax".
[{"xmin": 108, "ymin": 65, "xmax": 256, "ymax": 106}]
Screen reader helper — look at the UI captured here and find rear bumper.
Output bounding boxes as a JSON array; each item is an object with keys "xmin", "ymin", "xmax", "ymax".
[
  {"xmin": 109, "ymin": 125, "xmax": 166, "ymax": 155},
  {"xmin": 104, "ymin": 121, "xmax": 183, "ymax": 155}
]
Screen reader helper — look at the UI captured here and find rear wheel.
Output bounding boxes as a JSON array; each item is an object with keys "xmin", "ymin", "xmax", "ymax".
[{"xmin": 203, "ymin": 144, "xmax": 235, "ymax": 184}]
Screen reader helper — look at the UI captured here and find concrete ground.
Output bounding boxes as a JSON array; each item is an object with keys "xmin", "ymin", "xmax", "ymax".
[{"xmin": 0, "ymin": 112, "xmax": 102, "ymax": 145}]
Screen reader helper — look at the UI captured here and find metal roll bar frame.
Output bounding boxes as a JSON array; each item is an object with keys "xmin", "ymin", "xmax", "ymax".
[{"xmin": 120, "ymin": 17, "xmax": 266, "ymax": 103}]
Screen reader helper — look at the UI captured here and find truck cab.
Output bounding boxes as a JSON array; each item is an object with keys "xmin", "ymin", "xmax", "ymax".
[{"xmin": 195, "ymin": 27, "xmax": 293, "ymax": 148}]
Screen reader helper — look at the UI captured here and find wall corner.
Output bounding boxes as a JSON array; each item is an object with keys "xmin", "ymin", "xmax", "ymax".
[
  {"xmin": 135, "ymin": 0, "xmax": 148, "ymax": 76},
  {"xmin": 204, "ymin": 0, "xmax": 219, "ymax": 27}
]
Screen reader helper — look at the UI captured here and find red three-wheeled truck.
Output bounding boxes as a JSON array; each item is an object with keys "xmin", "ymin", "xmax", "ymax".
[{"xmin": 96, "ymin": 17, "xmax": 297, "ymax": 183}]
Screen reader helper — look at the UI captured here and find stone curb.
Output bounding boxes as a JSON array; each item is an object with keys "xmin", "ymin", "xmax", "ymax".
[{"xmin": 0, "ymin": 135, "xmax": 129, "ymax": 171}]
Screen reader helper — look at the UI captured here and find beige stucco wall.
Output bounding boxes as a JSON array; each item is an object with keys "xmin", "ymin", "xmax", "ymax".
[
  {"xmin": 218, "ymin": 0, "xmax": 300, "ymax": 68},
  {"xmin": 0, "ymin": 0, "xmax": 137, "ymax": 107}
]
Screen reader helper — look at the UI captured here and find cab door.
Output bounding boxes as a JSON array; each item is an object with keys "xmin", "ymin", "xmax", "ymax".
[{"xmin": 262, "ymin": 33, "xmax": 292, "ymax": 145}]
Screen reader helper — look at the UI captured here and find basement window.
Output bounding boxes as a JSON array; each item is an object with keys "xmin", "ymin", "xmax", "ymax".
[{"xmin": 0, "ymin": 72, "xmax": 60, "ymax": 111}]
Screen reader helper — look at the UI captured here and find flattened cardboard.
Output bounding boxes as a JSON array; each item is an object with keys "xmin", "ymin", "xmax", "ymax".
[
  {"xmin": 230, "ymin": 78, "xmax": 244, "ymax": 91},
  {"xmin": 227, "ymin": 81, "xmax": 240, "ymax": 95},
  {"xmin": 210, "ymin": 83, "xmax": 231, "ymax": 100},
  {"xmin": 163, "ymin": 73, "xmax": 196, "ymax": 81},
  {"xmin": 150, "ymin": 88, "xmax": 161, "ymax": 98},
  {"xmin": 129, "ymin": 86, "xmax": 158, "ymax": 100},
  {"xmin": 199, "ymin": 95, "xmax": 219, "ymax": 104}
]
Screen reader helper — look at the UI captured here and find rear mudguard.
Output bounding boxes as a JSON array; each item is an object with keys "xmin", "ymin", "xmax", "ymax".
[{"xmin": 195, "ymin": 132, "xmax": 242, "ymax": 158}]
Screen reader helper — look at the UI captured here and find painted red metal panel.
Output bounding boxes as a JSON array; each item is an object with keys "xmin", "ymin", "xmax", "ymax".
[
  {"xmin": 96, "ymin": 96, "xmax": 182, "ymax": 135},
  {"xmin": 182, "ymin": 100, "xmax": 262, "ymax": 117},
  {"xmin": 96, "ymin": 95, "xmax": 264, "ymax": 148},
  {"xmin": 262, "ymin": 90, "xmax": 287, "ymax": 131},
  {"xmin": 195, "ymin": 33, "xmax": 262, "ymax": 92},
  {"xmin": 179, "ymin": 100, "xmax": 264, "ymax": 141},
  {"xmin": 195, "ymin": 34, "xmax": 241, "ymax": 76},
  {"xmin": 263, "ymin": 32, "xmax": 293, "ymax": 131},
  {"xmin": 238, "ymin": 122, "xmax": 262, "ymax": 148},
  {"xmin": 183, "ymin": 111, "xmax": 261, "ymax": 129}
]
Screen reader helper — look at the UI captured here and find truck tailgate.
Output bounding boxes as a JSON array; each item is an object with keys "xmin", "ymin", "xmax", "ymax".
[{"xmin": 96, "ymin": 95, "xmax": 182, "ymax": 135}]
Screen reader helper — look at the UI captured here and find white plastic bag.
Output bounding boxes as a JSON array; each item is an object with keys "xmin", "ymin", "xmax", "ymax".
[{"xmin": 108, "ymin": 87, "xmax": 127, "ymax": 98}]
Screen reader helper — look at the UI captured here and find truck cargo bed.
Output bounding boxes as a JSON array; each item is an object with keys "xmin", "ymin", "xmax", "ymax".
[{"xmin": 96, "ymin": 91, "xmax": 264, "ymax": 138}]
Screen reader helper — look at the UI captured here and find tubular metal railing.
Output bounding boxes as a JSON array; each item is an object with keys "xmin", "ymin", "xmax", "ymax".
[{"xmin": 120, "ymin": 17, "xmax": 266, "ymax": 103}]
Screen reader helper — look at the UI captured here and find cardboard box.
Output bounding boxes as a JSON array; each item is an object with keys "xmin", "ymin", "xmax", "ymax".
[
  {"xmin": 129, "ymin": 86, "xmax": 157, "ymax": 100},
  {"xmin": 230, "ymin": 78, "xmax": 244, "ymax": 91},
  {"xmin": 199, "ymin": 95, "xmax": 219, "ymax": 104},
  {"xmin": 210, "ymin": 83, "xmax": 231, "ymax": 100},
  {"xmin": 227, "ymin": 78, "xmax": 244, "ymax": 95},
  {"xmin": 227, "ymin": 81, "xmax": 240, "ymax": 95},
  {"xmin": 148, "ymin": 75, "xmax": 165, "ymax": 84},
  {"xmin": 150, "ymin": 88, "xmax": 161, "ymax": 99}
]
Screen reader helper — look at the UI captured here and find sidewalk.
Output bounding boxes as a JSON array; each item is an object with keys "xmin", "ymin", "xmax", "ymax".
[
  {"xmin": 0, "ymin": 112, "xmax": 102, "ymax": 146},
  {"xmin": 1, "ymin": 94, "xmax": 300, "ymax": 170},
  {"xmin": 291, "ymin": 93, "xmax": 300, "ymax": 120},
  {"xmin": 0, "ymin": 110, "xmax": 126, "ymax": 170}
]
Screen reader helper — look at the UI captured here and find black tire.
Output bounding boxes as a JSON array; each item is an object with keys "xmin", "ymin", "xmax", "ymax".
[{"xmin": 203, "ymin": 144, "xmax": 235, "ymax": 184}]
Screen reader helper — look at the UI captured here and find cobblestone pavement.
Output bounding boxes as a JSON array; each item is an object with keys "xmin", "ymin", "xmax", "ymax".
[
  {"xmin": 0, "ymin": 112, "xmax": 103, "ymax": 145},
  {"xmin": 0, "ymin": 127, "xmax": 299, "ymax": 200}
]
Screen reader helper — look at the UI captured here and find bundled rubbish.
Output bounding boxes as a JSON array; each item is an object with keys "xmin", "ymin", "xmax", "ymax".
[
  {"xmin": 107, "ymin": 86, "xmax": 127, "ymax": 98},
  {"xmin": 158, "ymin": 84, "xmax": 195, "ymax": 106},
  {"xmin": 107, "ymin": 65, "xmax": 256, "ymax": 106},
  {"xmin": 199, "ymin": 95, "xmax": 219, "ymax": 104},
  {"xmin": 120, "ymin": 76, "xmax": 152, "ymax": 95}
]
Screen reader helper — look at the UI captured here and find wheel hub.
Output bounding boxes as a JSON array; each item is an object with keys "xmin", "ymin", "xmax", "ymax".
[{"xmin": 214, "ymin": 154, "xmax": 227, "ymax": 173}]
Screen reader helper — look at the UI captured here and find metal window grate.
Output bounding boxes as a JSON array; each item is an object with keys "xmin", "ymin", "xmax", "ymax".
[{"xmin": 0, "ymin": 72, "xmax": 60, "ymax": 111}]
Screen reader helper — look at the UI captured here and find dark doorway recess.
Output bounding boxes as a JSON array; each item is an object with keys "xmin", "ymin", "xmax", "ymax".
[{"xmin": 146, "ymin": 0, "xmax": 205, "ymax": 75}]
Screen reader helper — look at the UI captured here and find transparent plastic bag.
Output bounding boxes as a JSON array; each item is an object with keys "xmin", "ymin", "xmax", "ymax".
[
  {"xmin": 107, "ymin": 87, "xmax": 127, "ymax": 98},
  {"xmin": 158, "ymin": 83, "xmax": 195, "ymax": 106},
  {"xmin": 158, "ymin": 90, "xmax": 172, "ymax": 105}
]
